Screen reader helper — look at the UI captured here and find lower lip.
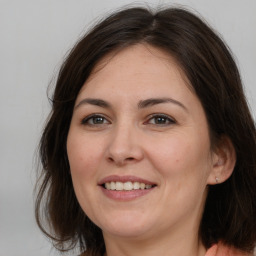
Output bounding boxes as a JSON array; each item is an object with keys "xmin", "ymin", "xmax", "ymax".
[{"xmin": 100, "ymin": 186, "xmax": 155, "ymax": 201}]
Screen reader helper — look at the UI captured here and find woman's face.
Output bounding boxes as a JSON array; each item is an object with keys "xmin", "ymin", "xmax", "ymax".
[{"xmin": 67, "ymin": 44, "xmax": 216, "ymax": 241}]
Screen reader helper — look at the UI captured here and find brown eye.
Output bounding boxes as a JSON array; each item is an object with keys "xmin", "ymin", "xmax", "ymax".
[
  {"xmin": 81, "ymin": 115, "xmax": 110, "ymax": 125},
  {"xmin": 147, "ymin": 114, "xmax": 175, "ymax": 126}
]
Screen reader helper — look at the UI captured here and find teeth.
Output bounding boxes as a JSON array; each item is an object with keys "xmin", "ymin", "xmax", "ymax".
[
  {"xmin": 133, "ymin": 182, "xmax": 140, "ymax": 190},
  {"xmin": 104, "ymin": 181, "xmax": 154, "ymax": 191},
  {"xmin": 140, "ymin": 183, "xmax": 145, "ymax": 189},
  {"xmin": 116, "ymin": 182, "xmax": 123, "ymax": 191},
  {"xmin": 105, "ymin": 182, "xmax": 111, "ymax": 190},
  {"xmin": 110, "ymin": 181, "xmax": 116, "ymax": 190},
  {"xmin": 124, "ymin": 181, "xmax": 133, "ymax": 190}
]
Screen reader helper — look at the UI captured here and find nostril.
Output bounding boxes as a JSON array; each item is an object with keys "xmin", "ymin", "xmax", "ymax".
[
  {"xmin": 108, "ymin": 157, "xmax": 114, "ymax": 162},
  {"xmin": 107, "ymin": 156, "xmax": 135, "ymax": 165},
  {"xmin": 126, "ymin": 157, "xmax": 134, "ymax": 161}
]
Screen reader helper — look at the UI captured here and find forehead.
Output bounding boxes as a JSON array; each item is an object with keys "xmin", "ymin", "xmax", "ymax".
[
  {"xmin": 74, "ymin": 43, "xmax": 208, "ymax": 133},
  {"xmin": 77, "ymin": 44, "xmax": 192, "ymax": 99}
]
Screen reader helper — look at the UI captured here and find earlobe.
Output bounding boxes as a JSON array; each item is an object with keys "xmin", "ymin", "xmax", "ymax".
[{"xmin": 207, "ymin": 136, "xmax": 236, "ymax": 185}]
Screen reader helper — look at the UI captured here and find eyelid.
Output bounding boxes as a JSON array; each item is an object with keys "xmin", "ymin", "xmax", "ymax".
[
  {"xmin": 145, "ymin": 113, "xmax": 176, "ymax": 125},
  {"xmin": 81, "ymin": 113, "xmax": 111, "ymax": 125}
]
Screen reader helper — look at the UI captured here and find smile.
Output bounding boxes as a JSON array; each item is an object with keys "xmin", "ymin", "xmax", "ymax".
[
  {"xmin": 104, "ymin": 181, "xmax": 155, "ymax": 191},
  {"xmin": 99, "ymin": 175, "xmax": 157, "ymax": 199}
]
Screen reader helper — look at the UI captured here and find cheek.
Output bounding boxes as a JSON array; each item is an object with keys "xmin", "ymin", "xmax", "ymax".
[
  {"xmin": 67, "ymin": 133, "xmax": 101, "ymax": 179},
  {"xmin": 67, "ymin": 133, "xmax": 101, "ymax": 212},
  {"xmin": 147, "ymin": 131, "xmax": 211, "ymax": 181}
]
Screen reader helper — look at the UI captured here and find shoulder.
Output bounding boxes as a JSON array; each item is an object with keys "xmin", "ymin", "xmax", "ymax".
[{"xmin": 205, "ymin": 243, "xmax": 254, "ymax": 256}]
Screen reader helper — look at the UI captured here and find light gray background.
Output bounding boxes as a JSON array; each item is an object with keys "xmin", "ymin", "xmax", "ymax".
[{"xmin": 0, "ymin": 0, "xmax": 255, "ymax": 255}]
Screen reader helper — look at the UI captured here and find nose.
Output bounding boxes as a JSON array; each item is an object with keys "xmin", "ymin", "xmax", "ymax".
[{"xmin": 106, "ymin": 123, "xmax": 144, "ymax": 166}]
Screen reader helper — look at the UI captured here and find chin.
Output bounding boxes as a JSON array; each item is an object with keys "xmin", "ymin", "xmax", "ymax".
[
  {"xmin": 95, "ymin": 212, "xmax": 155, "ymax": 238},
  {"xmin": 102, "ymin": 224, "xmax": 152, "ymax": 239}
]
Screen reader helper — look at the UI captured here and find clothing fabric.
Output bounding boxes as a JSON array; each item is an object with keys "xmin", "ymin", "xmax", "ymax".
[{"xmin": 205, "ymin": 243, "xmax": 253, "ymax": 256}]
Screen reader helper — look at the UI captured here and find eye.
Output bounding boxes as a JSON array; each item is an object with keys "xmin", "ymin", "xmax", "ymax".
[
  {"xmin": 81, "ymin": 114, "xmax": 110, "ymax": 126},
  {"xmin": 146, "ymin": 114, "xmax": 175, "ymax": 126}
]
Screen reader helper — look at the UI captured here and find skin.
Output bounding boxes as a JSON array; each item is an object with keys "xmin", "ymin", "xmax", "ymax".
[{"xmin": 67, "ymin": 44, "xmax": 235, "ymax": 256}]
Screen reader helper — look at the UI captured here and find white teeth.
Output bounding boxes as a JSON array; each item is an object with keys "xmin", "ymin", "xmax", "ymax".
[
  {"xmin": 115, "ymin": 182, "xmax": 123, "ymax": 191},
  {"xmin": 104, "ymin": 181, "xmax": 154, "ymax": 191},
  {"xmin": 124, "ymin": 181, "xmax": 133, "ymax": 190},
  {"xmin": 140, "ymin": 183, "xmax": 145, "ymax": 189},
  {"xmin": 105, "ymin": 182, "xmax": 111, "ymax": 190},
  {"xmin": 133, "ymin": 182, "xmax": 140, "ymax": 190},
  {"xmin": 110, "ymin": 181, "xmax": 116, "ymax": 190}
]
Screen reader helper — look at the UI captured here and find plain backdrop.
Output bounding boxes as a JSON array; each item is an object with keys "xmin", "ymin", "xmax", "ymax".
[{"xmin": 0, "ymin": 0, "xmax": 255, "ymax": 255}]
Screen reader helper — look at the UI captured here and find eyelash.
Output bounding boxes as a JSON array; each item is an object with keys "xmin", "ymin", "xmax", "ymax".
[
  {"xmin": 81, "ymin": 114, "xmax": 110, "ymax": 126},
  {"xmin": 81, "ymin": 114, "xmax": 176, "ymax": 127},
  {"xmin": 145, "ymin": 114, "xmax": 176, "ymax": 126}
]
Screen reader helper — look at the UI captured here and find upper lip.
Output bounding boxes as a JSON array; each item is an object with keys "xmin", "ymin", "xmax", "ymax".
[{"xmin": 98, "ymin": 175, "xmax": 157, "ymax": 186}]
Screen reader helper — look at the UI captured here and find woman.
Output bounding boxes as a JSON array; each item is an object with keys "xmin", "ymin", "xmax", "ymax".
[{"xmin": 36, "ymin": 6, "xmax": 256, "ymax": 256}]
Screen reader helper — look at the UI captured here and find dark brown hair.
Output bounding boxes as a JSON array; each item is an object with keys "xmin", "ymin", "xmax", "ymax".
[{"xmin": 36, "ymin": 6, "xmax": 256, "ymax": 255}]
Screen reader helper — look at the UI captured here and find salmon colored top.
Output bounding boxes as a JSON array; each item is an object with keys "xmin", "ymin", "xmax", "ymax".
[
  {"xmin": 205, "ymin": 243, "xmax": 253, "ymax": 256},
  {"xmin": 81, "ymin": 243, "xmax": 254, "ymax": 256}
]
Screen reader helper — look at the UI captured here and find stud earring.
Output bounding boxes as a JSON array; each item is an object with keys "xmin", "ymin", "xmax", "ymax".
[{"xmin": 215, "ymin": 177, "xmax": 219, "ymax": 183}]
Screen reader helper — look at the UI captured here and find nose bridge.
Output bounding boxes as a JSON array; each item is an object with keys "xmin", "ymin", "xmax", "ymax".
[{"xmin": 106, "ymin": 119, "xmax": 143, "ymax": 164}]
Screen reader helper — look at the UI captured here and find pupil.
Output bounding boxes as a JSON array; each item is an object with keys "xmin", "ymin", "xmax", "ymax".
[
  {"xmin": 156, "ymin": 117, "xmax": 166, "ymax": 124},
  {"xmin": 94, "ymin": 117, "xmax": 103, "ymax": 123}
]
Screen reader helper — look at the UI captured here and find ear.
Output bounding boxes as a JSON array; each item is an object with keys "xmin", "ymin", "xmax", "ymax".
[{"xmin": 207, "ymin": 136, "xmax": 236, "ymax": 185}]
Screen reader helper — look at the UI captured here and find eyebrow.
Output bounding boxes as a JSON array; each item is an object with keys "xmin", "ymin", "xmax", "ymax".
[
  {"xmin": 75, "ymin": 98, "xmax": 111, "ymax": 109},
  {"xmin": 75, "ymin": 97, "xmax": 187, "ymax": 112},
  {"xmin": 138, "ymin": 98, "xmax": 188, "ymax": 111}
]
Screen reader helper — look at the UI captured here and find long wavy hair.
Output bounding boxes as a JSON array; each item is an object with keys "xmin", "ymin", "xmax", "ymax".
[{"xmin": 35, "ymin": 6, "xmax": 256, "ymax": 256}]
